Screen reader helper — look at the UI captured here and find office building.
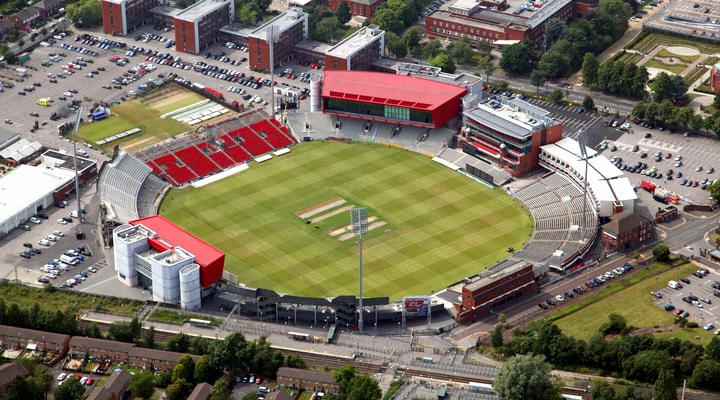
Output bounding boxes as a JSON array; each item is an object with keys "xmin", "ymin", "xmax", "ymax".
[
  {"xmin": 101, "ymin": 0, "xmax": 160, "ymax": 36},
  {"xmin": 324, "ymin": 25, "xmax": 384, "ymax": 71},
  {"xmin": 248, "ymin": 8, "xmax": 308, "ymax": 71},
  {"xmin": 173, "ymin": 0, "xmax": 234, "ymax": 54}
]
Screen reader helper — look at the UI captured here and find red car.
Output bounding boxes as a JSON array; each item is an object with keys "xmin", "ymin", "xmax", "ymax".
[
  {"xmin": 632, "ymin": 145, "xmax": 639, "ymax": 152},
  {"xmin": 86, "ymin": 378, "xmax": 95, "ymax": 386},
  {"xmin": 585, "ymin": 281, "xmax": 594, "ymax": 288},
  {"xmin": 665, "ymin": 153, "xmax": 672, "ymax": 159},
  {"xmin": 75, "ymin": 374, "xmax": 82, "ymax": 380},
  {"xmin": 673, "ymin": 309, "xmax": 684, "ymax": 315},
  {"xmin": 255, "ymin": 377, "xmax": 262, "ymax": 384}
]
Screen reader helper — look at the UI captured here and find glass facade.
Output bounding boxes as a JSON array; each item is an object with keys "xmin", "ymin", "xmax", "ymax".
[{"xmin": 324, "ymin": 98, "xmax": 433, "ymax": 125}]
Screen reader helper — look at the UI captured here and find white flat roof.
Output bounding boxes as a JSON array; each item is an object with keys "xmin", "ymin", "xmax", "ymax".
[
  {"xmin": 249, "ymin": 8, "xmax": 306, "ymax": 39},
  {"xmin": 553, "ymin": 136, "xmax": 598, "ymax": 158},
  {"xmin": 589, "ymin": 156, "xmax": 623, "ymax": 179},
  {"xmin": 0, "ymin": 165, "xmax": 75, "ymax": 224},
  {"xmin": 325, "ymin": 26, "xmax": 383, "ymax": 59},
  {"xmin": 591, "ymin": 179, "xmax": 615, "ymax": 202},
  {"xmin": 609, "ymin": 177, "xmax": 638, "ymax": 202},
  {"xmin": 175, "ymin": 0, "xmax": 229, "ymax": 22}
]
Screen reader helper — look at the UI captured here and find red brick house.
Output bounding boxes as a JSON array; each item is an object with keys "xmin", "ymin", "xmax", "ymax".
[
  {"xmin": 33, "ymin": 0, "xmax": 63, "ymax": 18},
  {"xmin": 276, "ymin": 367, "xmax": 338, "ymax": 393},
  {"xmin": 0, "ymin": 325, "xmax": 70, "ymax": 355},
  {"xmin": 600, "ymin": 210, "xmax": 653, "ymax": 251},
  {"xmin": 11, "ymin": 8, "xmax": 41, "ymax": 30},
  {"xmin": 86, "ymin": 370, "xmax": 130, "ymax": 400},
  {"xmin": 0, "ymin": 363, "xmax": 30, "ymax": 398},
  {"xmin": 325, "ymin": 0, "xmax": 384, "ymax": 18}
]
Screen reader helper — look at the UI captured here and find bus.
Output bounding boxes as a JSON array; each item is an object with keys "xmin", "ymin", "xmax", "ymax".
[
  {"xmin": 188, "ymin": 318, "xmax": 212, "ymax": 328},
  {"xmin": 288, "ymin": 331, "xmax": 309, "ymax": 341},
  {"xmin": 326, "ymin": 324, "xmax": 336, "ymax": 344}
]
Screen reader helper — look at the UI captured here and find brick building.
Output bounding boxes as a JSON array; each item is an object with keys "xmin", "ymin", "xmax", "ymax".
[
  {"xmin": 456, "ymin": 261, "xmax": 547, "ymax": 323},
  {"xmin": 248, "ymin": 8, "xmax": 308, "ymax": 71},
  {"xmin": 276, "ymin": 367, "xmax": 338, "ymax": 393},
  {"xmin": 86, "ymin": 370, "xmax": 130, "ymax": 400},
  {"xmin": 325, "ymin": 0, "xmax": 383, "ymax": 18},
  {"xmin": 173, "ymin": 0, "xmax": 234, "ymax": 54},
  {"xmin": 709, "ymin": 64, "xmax": 720, "ymax": 92},
  {"xmin": 33, "ymin": 0, "xmax": 63, "ymax": 18},
  {"xmin": 459, "ymin": 95, "xmax": 563, "ymax": 177},
  {"xmin": 600, "ymin": 210, "xmax": 653, "ymax": 251},
  {"xmin": 101, "ymin": 0, "xmax": 159, "ymax": 36},
  {"xmin": 655, "ymin": 205, "xmax": 678, "ymax": 223},
  {"xmin": 425, "ymin": 0, "xmax": 597, "ymax": 47},
  {"xmin": 0, "ymin": 363, "xmax": 29, "ymax": 398},
  {"xmin": 187, "ymin": 383, "xmax": 212, "ymax": 400},
  {"xmin": 0, "ymin": 325, "xmax": 70, "ymax": 354},
  {"xmin": 324, "ymin": 25, "xmax": 384, "ymax": 71},
  {"xmin": 11, "ymin": 8, "xmax": 40, "ymax": 30}
]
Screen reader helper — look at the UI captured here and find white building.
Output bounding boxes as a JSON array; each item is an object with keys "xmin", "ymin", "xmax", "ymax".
[{"xmin": 539, "ymin": 137, "xmax": 637, "ymax": 218}]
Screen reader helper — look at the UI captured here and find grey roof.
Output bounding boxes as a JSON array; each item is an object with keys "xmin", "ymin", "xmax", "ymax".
[
  {"xmin": 86, "ymin": 387, "xmax": 113, "ymax": 400},
  {"xmin": 526, "ymin": 0, "xmax": 573, "ymax": 28},
  {"xmin": 175, "ymin": 0, "xmax": 230, "ymax": 22},
  {"xmin": 464, "ymin": 260, "xmax": 531, "ymax": 292},
  {"xmin": 219, "ymin": 21, "xmax": 255, "ymax": 37},
  {"xmin": 0, "ymin": 325, "xmax": 70, "ymax": 345},
  {"xmin": 265, "ymin": 392, "xmax": 293, "ymax": 400},
  {"xmin": 150, "ymin": 5, "xmax": 183, "ymax": 17},
  {"xmin": 0, "ymin": 127, "xmax": 21, "ymax": 150},
  {"xmin": 34, "ymin": 0, "xmax": 62, "ymax": 10},
  {"xmin": 69, "ymin": 336, "xmax": 135, "ymax": 353},
  {"xmin": 104, "ymin": 370, "xmax": 131, "ymax": 395},
  {"xmin": 15, "ymin": 7, "xmax": 40, "ymax": 21},
  {"xmin": 294, "ymin": 40, "xmax": 332, "ymax": 55},
  {"xmin": 41, "ymin": 149, "xmax": 97, "ymax": 172},
  {"xmin": 0, "ymin": 363, "xmax": 29, "ymax": 387},
  {"xmin": 188, "ymin": 383, "xmax": 212, "ymax": 400},
  {"xmin": 601, "ymin": 210, "xmax": 651, "ymax": 235},
  {"xmin": 249, "ymin": 8, "xmax": 306, "ymax": 39},
  {"xmin": 326, "ymin": 26, "xmax": 384, "ymax": 59}
]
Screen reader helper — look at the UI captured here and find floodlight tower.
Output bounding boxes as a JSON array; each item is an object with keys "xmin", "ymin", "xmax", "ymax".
[
  {"xmin": 72, "ymin": 107, "xmax": 83, "ymax": 223},
  {"xmin": 577, "ymin": 130, "xmax": 589, "ymax": 242},
  {"xmin": 350, "ymin": 207, "xmax": 368, "ymax": 334}
]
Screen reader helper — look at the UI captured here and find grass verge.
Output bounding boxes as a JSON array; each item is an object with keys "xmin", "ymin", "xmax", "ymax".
[
  {"xmin": 383, "ymin": 379, "xmax": 406, "ymax": 400},
  {"xmin": 683, "ymin": 66, "xmax": 708, "ymax": 85},
  {"xmin": 552, "ymin": 263, "xmax": 697, "ymax": 340},
  {"xmin": 147, "ymin": 309, "xmax": 221, "ymax": 325},
  {"xmin": 643, "ymin": 58, "xmax": 688, "ymax": 74},
  {"xmin": 630, "ymin": 33, "xmax": 720, "ymax": 55},
  {"xmin": 657, "ymin": 48, "xmax": 700, "ymax": 63}
]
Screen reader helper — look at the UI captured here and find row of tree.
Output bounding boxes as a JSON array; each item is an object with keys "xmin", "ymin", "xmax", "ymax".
[
  {"xmin": 66, "ymin": 0, "xmax": 101, "ymax": 27},
  {"xmin": 0, "ymin": 297, "xmax": 79, "ymax": 336},
  {"xmin": 631, "ymin": 100, "xmax": 703, "ymax": 133},
  {"xmin": 491, "ymin": 314, "xmax": 720, "ymax": 391},
  {"xmin": 581, "ymin": 56, "xmax": 649, "ymax": 98}
]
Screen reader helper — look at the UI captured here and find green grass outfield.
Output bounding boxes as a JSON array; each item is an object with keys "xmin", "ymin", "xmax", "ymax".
[
  {"xmin": 554, "ymin": 263, "xmax": 701, "ymax": 341},
  {"xmin": 78, "ymin": 99, "xmax": 189, "ymax": 151},
  {"xmin": 152, "ymin": 92, "xmax": 206, "ymax": 115},
  {"xmin": 159, "ymin": 141, "xmax": 533, "ymax": 299}
]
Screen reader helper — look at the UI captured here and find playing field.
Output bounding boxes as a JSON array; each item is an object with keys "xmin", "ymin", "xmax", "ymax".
[
  {"xmin": 77, "ymin": 86, "xmax": 203, "ymax": 152},
  {"xmin": 159, "ymin": 142, "xmax": 533, "ymax": 299}
]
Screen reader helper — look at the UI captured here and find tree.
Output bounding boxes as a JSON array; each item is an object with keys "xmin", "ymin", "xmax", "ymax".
[
  {"xmin": 653, "ymin": 369, "xmax": 677, "ymax": 400},
  {"xmin": 708, "ymin": 180, "xmax": 720, "ymax": 203},
  {"xmin": 84, "ymin": 322, "xmax": 102, "ymax": 338},
  {"xmin": 544, "ymin": 18, "xmax": 566, "ymax": 47},
  {"xmin": 499, "ymin": 41, "xmax": 537, "ymax": 73},
  {"xmin": 421, "ymin": 39, "xmax": 442, "ymax": 60},
  {"xmin": 581, "ymin": 53, "xmax": 599, "ymax": 87},
  {"xmin": 491, "ymin": 324, "xmax": 504, "ymax": 348},
  {"xmin": 385, "ymin": 32, "xmax": 407, "ymax": 59},
  {"xmin": 164, "ymin": 379, "xmax": 191, "ymax": 400},
  {"xmin": 431, "ymin": 53, "xmax": 455, "ymax": 73},
  {"xmin": 690, "ymin": 360, "xmax": 720, "ymax": 390},
  {"xmin": 129, "ymin": 373, "xmax": 155, "ymax": 400},
  {"xmin": 242, "ymin": 392, "xmax": 258, "ymax": 400},
  {"xmin": 477, "ymin": 56, "xmax": 496, "ymax": 82},
  {"xmin": 314, "ymin": 16, "xmax": 342, "ymax": 42},
  {"xmin": 370, "ymin": 7, "xmax": 403, "ymax": 35},
  {"xmin": 494, "ymin": 355, "xmax": 557, "ymax": 400},
  {"xmin": 550, "ymin": 89, "xmax": 564, "ymax": 104},
  {"xmin": 632, "ymin": 102, "xmax": 646, "ymax": 121},
  {"xmin": 211, "ymin": 379, "xmax": 232, "ymax": 400},
  {"xmin": 144, "ymin": 325, "xmax": 155, "ymax": 349},
  {"xmin": 66, "ymin": 0, "xmax": 102, "ymax": 27},
  {"xmin": 54, "ymin": 378, "xmax": 85, "ymax": 400},
  {"xmin": 653, "ymin": 243, "xmax": 670, "ymax": 262},
  {"xmin": 670, "ymin": 75, "xmax": 690, "ymax": 105},
  {"xmin": 176, "ymin": 0, "xmax": 194, "ymax": 8},
  {"xmin": 690, "ymin": 114, "xmax": 705, "ymax": 133},
  {"xmin": 236, "ymin": 3, "xmax": 260, "ymax": 25},
  {"xmin": 172, "ymin": 355, "xmax": 196, "ymax": 383},
  {"xmin": 167, "ymin": 333, "xmax": 190, "ymax": 353},
  {"xmin": 476, "ymin": 40, "xmax": 491, "ymax": 57},
  {"xmin": 403, "ymin": 27, "xmax": 422, "ymax": 54},
  {"xmin": 285, "ymin": 354, "xmax": 307, "ymax": 369},
  {"xmin": 714, "ymin": 91, "xmax": 720, "ymax": 109},
  {"xmin": 539, "ymin": 44, "xmax": 571, "ymax": 78},
  {"xmin": 107, "ymin": 321, "xmax": 135, "ymax": 343},
  {"xmin": 582, "ymin": 96, "xmax": 595, "ymax": 111},
  {"xmin": 651, "ymin": 73, "xmax": 673, "ymax": 103},
  {"xmin": 623, "ymin": 350, "xmax": 675, "ymax": 383},
  {"xmin": 449, "ymin": 41, "xmax": 474, "ymax": 65},
  {"xmin": 530, "ymin": 70, "xmax": 546, "ymax": 93},
  {"xmin": 335, "ymin": 365, "xmax": 358, "ymax": 399},
  {"xmin": 598, "ymin": 0, "xmax": 633, "ymax": 39},
  {"xmin": 346, "ymin": 375, "xmax": 382, "ymax": 400},
  {"xmin": 337, "ymin": 1, "xmax": 351, "ymax": 24},
  {"xmin": 194, "ymin": 355, "xmax": 216, "ymax": 383}
]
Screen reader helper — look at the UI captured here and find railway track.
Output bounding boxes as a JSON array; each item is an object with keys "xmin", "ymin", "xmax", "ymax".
[{"xmin": 78, "ymin": 318, "xmax": 591, "ymax": 399}]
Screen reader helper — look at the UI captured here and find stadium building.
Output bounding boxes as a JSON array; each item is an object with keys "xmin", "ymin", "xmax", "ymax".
[
  {"xmin": 425, "ymin": 0, "xmax": 598, "ymax": 47},
  {"xmin": 172, "ymin": 0, "xmax": 234, "ymax": 54},
  {"xmin": 539, "ymin": 137, "xmax": 637, "ymax": 218},
  {"xmin": 457, "ymin": 95, "xmax": 563, "ymax": 177},
  {"xmin": 101, "ymin": 0, "xmax": 159, "ymax": 36},
  {"xmin": 113, "ymin": 215, "xmax": 224, "ymax": 309},
  {"xmin": 319, "ymin": 70, "xmax": 470, "ymax": 129}
]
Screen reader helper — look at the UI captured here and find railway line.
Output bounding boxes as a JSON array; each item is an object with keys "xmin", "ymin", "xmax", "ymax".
[{"xmin": 78, "ymin": 317, "xmax": 591, "ymax": 399}]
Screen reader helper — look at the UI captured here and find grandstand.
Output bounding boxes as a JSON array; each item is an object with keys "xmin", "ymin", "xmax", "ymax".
[
  {"xmin": 136, "ymin": 111, "xmax": 298, "ymax": 187},
  {"xmin": 512, "ymin": 172, "xmax": 598, "ymax": 271},
  {"xmin": 98, "ymin": 151, "xmax": 171, "ymax": 223}
]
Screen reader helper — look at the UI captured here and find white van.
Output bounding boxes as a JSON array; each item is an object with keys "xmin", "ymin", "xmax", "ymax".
[
  {"xmin": 60, "ymin": 254, "xmax": 77, "ymax": 265},
  {"xmin": 668, "ymin": 280, "xmax": 679, "ymax": 289}
]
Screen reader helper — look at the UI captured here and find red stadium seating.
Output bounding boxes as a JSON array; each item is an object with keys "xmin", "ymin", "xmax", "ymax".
[
  {"xmin": 231, "ymin": 127, "xmax": 273, "ymax": 156},
  {"xmin": 224, "ymin": 145, "xmax": 253, "ymax": 163},
  {"xmin": 175, "ymin": 146, "xmax": 219, "ymax": 177},
  {"xmin": 209, "ymin": 151, "xmax": 234, "ymax": 169},
  {"xmin": 250, "ymin": 120, "xmax": 294, "ymax": 149},
  {"xmin": 151, "ymin": 153, "xmax": 199, "ymax": 186}
]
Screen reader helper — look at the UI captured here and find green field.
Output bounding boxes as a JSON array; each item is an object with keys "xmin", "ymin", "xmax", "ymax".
[
  {"xmin": 643, "ymin": 58, "xmax": 688, "ymax": 74},
  {"xmin": 154, "ymin": 92, "xmax": 206, "ymax": 114},
  {"xmin": 159, "ymin": 142, "xmax": 533, "ymax": 299},
  {"xmin": 554, "ymin": 263, "xmax": 699, "ymax": 340},
  {"xmin": 77, "ymin": 98, "xmax": 190, "ymax": 151}
]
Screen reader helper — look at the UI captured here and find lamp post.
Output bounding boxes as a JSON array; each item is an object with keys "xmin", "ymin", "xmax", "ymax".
[
  {"xmin": 577, "ymin": 130, "xmax": 589, "ymax": 242},
  {"xmin": 351, "ymin": 207, "xmax": 368, "ymax": 334}
]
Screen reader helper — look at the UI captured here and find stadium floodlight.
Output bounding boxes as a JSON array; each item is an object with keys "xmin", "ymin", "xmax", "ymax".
[
  {"xmin": 577, "ymin": 130, "xmax": 589, "ymax": 242},
  {"xmin": 350, "ymin": 207, "xmax": 368, "ymax": 334},
  {"xmin": 72, "ymin": 107, "xmax": 83, "ymax": 223}
]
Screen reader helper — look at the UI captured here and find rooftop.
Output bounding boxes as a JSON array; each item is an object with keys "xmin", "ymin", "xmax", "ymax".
[
  {"xmin": 0, "ymin": 165, "xmax": 76, "ymax": 227},
  {"xmin": 129, "ymin": 215, "xmax": 224, "ymax": 269},
  {"xmin": 0, "ymin": 363, "xmax": 29, "ymax": 388},
  {"xmin": 249, "ymin": 8, "xmax": 306, "ymax": 40},
  {"xmin": 69, "ymin": 336, "xmax": 136, "ymax": 353},
  {"xmin": 115, "ymin": 224, "xmax": 156, "ymax": 245},
  {"xmin": 430, "ymin": 10, "xmax": 510, "ymax": 33},
  {"xmin": 293, "ymin": 39, "xmax": 332, "ymax": 54},
  {"xmin": 325, "ymin": 26, "xmax": 384, "ymax": 59},
  {"xmin": 463, "ymin": 96, "xmax": 555, "ymax": 139},
  {"xmin": 86, "ymin": 388, "xmax": 113, "ymax": 400},
  {"xmin": 601, "ymin": 210, "xmax": 651, "ymax": 234},
  {"xmin": 0, "ymin": 324, "xmax": 70, "ymax": 344},
  {"xmin": 150, "ymin": 5, "xmax": 184, "ymax": 18},
  {"xmin": 41, "ymin": 149, "xmax": 97, "ymax": 172},
  {"xmin": 219, "ymin": 21, "xmax": 255, "ymax": 36},
  {"xmin": 103, "ymin": 370, "xmax": 131, "ymax": 395},
  {"xmin": 0, "ymin": 138, "xmax": 43, "ymax": 161},
  {"xmin": 0, "ymin": 126, "xmax": 21, "ymax": 150},
  {"xmin": 175, "ymin": 0, "xmax": 231, "ymax": 23},
  {"xmin": 464, "ymin": 260, "xmax": 531, "ymax": 292},
  {"xmin": 322, "ymin": 70, "xmax": 467, "ymax": 110},
  {"xmin": 188, "ymin": 383, "xmax": 212, "ymax": 400}
]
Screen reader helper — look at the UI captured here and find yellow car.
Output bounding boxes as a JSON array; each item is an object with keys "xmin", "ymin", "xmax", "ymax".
[
  {"xmin": 37, "ymin": 98, "xmax": 49, "ymax": 106},
  {"xmin": 650, "ymin": 166, "xmax": 657, "ymax": 173}
]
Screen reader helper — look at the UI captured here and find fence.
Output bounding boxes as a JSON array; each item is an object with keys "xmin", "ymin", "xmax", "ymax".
[{"xmin": 408, "ymin": 359, "xmax": 498, "ymax": 378}]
